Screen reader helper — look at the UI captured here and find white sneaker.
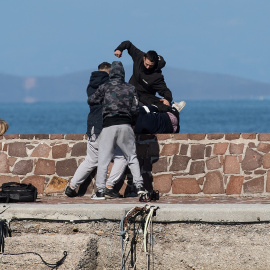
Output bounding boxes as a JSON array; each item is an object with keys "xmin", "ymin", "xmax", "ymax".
[
  {"xmin": 137, "ymin": 187, "xmax": 148, "ymax": 195},
  {"xmin": 91, "ymin": 191, "xmax": 105, "ymax": 200},
  {"xmin": 172, "ymin": 101, "xmax": 186, "ymax": 112}
]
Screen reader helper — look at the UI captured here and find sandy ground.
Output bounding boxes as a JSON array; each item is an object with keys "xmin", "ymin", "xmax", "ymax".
[{"xmin": 1, "ymin": 220, "xmax": 270, "ymax": 269}]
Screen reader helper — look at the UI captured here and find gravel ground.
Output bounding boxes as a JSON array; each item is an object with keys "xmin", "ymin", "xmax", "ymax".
[{"xmin": 1, "ymin": 220, "xmax": 270, "ymax": 269}]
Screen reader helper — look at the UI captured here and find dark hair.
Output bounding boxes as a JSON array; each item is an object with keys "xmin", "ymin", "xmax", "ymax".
[
  {"xmin": 144, "ymin": 50, "xmax": 158, "ymax": 64},
  {"xmin": 98, "ymin": 62, "xmax": 111, "ymax": 70}
]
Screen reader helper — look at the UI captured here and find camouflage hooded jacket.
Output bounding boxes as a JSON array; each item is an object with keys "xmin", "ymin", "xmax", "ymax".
[{"xmin": 89, "ymin": 61, "xmax": 139, "ymax": 128}]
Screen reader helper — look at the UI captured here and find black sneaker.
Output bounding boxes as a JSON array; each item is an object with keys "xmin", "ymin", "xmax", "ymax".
[
  {"xmin": 91, "ymin": 191, "xmax": 105, "ymax": 200},
  {"xmin": 65, "ymin": 186, "xmax": 77, "ymax": 197},
  {"xmin": 105, "ymin": 187, "xmax": 121, "ymax": 198},
  {"xmin": 124, "ymin": 183, "xmax": 139, "ymax": 197}
]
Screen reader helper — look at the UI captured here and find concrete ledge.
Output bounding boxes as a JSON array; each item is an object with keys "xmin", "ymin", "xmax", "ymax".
[
  {"xmin": 155, "ymin": 204, "xmax": 270, "ymax": 223},
  {"xmin": 1, "ymin": 203, "xmax": 270, "ymax": 223}
]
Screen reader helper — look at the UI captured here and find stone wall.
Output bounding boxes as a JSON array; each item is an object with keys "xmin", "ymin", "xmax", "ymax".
[{"xmin": 0, "ymin": 133, "xmax": 270, "ymax": 196}]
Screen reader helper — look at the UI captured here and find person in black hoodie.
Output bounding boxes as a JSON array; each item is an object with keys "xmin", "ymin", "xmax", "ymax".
[
  {"xmin": 65, "ymin": 62, "xmax": 127, "ymax": 197},
  {"xmin": 134, "ymin": 104, "xmax": 180, "ymax": 134},
  {"xmin": 89, "ymin": 61, "xmax": 147, "ymax": 200},
  {"xmin": 114, "ymin": 40, "xmax": 186, "ymax": 113}
]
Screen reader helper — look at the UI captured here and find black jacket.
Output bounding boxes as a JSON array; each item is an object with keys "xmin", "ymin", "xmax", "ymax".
[
  {"xmin": 86, "ymin": 71, "xmax": 109, "ymax": 136},
  {"xmin": 115, "ymin": 40, "xmax": 173, "ymax": 104},
  {"xmin": 134, "ymin": 105, "xmax": 177, "ymax": 134}
]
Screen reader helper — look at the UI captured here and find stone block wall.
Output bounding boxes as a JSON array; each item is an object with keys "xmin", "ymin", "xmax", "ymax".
[{"xmin": 0, "ymin": 133, "xmax": 270, "ymax": 196}]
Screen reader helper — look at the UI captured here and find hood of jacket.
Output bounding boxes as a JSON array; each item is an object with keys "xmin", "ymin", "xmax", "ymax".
[
  {"xmin": 109, "ymin": 61, "xmax": 125, "ymax": 82},
  {"xmin": 157, "ymin": 55, "xmax": 166, "ymax": 70},
  {"xmin": 89, "ymin": 71, "xmax": 109, "ymax": 89}
]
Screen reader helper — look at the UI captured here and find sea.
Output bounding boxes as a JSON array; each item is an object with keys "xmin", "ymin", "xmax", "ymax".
[{"xmin": 0, "ymin": 100, "xmax": 270, "ymax": 135}]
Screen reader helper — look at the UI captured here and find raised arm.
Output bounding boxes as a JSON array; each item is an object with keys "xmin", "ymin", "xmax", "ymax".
[{"xmin": 114, "ymin": 40, "xmax": 144, "ymax": 62}]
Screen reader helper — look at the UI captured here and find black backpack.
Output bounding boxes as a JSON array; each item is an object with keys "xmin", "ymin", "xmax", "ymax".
[{"xmin": 0, "ymin": 182, "xmax": 37, "ymax": 203}]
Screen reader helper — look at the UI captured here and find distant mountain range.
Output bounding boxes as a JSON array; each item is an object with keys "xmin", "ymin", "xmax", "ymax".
[{"xmin": 1, "ymin": 66, "xmax": 270, "ymax": 103}]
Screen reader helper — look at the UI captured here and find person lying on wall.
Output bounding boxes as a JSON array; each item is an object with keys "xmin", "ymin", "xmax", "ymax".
[{"xmin": 134, "ymin": 103, "xmax": 182, "ymax": 134}]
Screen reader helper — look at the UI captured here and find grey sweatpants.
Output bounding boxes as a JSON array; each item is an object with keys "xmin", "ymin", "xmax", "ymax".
[
  {"xmin": 95, "ymin": 124, "xmax": 143, "ymax": 192},
  {"xmin": 70, "ymin": 133, "xmax": 127, "ymax": 189}
]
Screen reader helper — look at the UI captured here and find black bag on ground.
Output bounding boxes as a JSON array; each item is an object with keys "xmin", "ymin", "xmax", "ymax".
[{"xmin": 0, "ymin": 182, "xmax": 37, "ymax": 203}]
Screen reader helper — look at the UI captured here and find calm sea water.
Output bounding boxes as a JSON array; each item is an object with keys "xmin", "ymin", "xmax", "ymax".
[{"xmin": 0, "ymin": 100, "xmax": 270, "ymax": 134}]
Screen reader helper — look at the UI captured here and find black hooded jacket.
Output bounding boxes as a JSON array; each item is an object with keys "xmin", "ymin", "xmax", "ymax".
[
  {"xmin": 134, "ymin": 105, "xmax": 180, "ymax": 134},
  {"xmin": 86, "ymin": 71, "xmax": 109, "ymax": 136},
  {"xmin": 114, "ymin": 41, "xmax": 173, "ymax": 104}
]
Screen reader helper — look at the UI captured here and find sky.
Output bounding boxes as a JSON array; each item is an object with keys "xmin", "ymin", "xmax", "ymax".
[{"xmin": 1, "ymin": 0, "xmax": 270, "ymax": 83}]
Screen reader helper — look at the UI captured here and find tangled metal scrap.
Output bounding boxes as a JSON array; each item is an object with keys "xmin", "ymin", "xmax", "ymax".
[{"xmin": 119, "ymin": 204, "xmax": 159, "ymax": 270}]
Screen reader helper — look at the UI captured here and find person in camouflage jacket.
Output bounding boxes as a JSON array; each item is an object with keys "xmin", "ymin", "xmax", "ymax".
[{"xmin": 89, "ymin": 61, "xmax": 147, "ymax": 199}]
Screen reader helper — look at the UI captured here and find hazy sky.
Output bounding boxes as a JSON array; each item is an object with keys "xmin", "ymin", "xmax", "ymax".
[{"xmin": 1, "ymin": 0, "xmax": 269, "ymax": 83}]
